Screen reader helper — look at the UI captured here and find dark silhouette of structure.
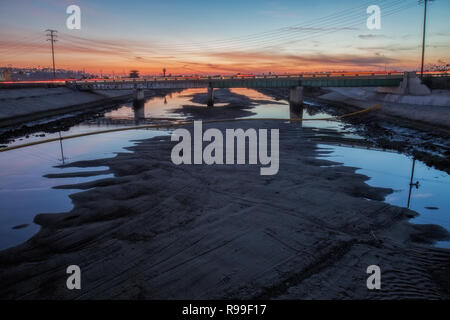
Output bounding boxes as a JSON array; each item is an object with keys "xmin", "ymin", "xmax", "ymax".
[
  {"xmin": 419, "ymin": 0, "xmax": 435, "ymax": 80},
  {"xmin": 45, "ymin": 29, "xmax": 57, "ymax": 79},
  {"xmin": 129, "ymin": 70, "xmax": 139, "ymax": 78}
]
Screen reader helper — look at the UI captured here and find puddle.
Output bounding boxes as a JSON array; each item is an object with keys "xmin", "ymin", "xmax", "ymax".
[
  {"xmin": 318, "ymin": 144, "xmax": 450, "ymax": 248},
  {"xmin": 231, "ymin": 88, "xmax": 354, "ymax": 133},
  {"xmin": 0, "ymin": 129, "xmax": 168, "ymax": 250},
  {"xmin": 0, "ymin": 89, "xmax": 199, "ymax": 250}
]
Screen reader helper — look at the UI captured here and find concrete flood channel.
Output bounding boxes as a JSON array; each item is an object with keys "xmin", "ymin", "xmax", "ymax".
[{"xmin": 0, "ymin": 88, "xmax": 449, "ymax": 251}]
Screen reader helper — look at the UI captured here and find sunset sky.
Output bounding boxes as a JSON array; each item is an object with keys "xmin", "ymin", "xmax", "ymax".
[{"xmin": 0, "ymin": 0, "xmax": 449, "ymax": 75}]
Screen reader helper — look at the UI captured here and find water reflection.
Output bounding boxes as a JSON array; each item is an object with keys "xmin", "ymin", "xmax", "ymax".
[
  {"xmin": 319, "ymin": 145, "xmax": 450, "ymax": 248},
  {"xmin": 407, "ymin": 158, "xmax": 420, "ymax": 209},
  {"xmin": 2, "ymin": 90, "xmax": 205, "ymax": 150},
  {"xmin": 133, "ymin": 101, "xmax": 146, "ymax": 123},
  {"xmin": 289, "ymin": 104, "xmax": 304, "ymax": 122},
  {"xmin": 0, "ymin": 129, "xmax": 168, "ymax": 250},
  {"xmin": 2, "ymin": 88, "xmax": 346, "ymax": 150},
  {"xmin": 232, "ymin": 88, "xmax": 350, "ymax": 133},
  {"xmin": 104, "ymin": 88, "xmax": 205, "ymax": 122},
  {"xmin": 58, "ymin": 131, "xmax": 67, "ymax": 165}
]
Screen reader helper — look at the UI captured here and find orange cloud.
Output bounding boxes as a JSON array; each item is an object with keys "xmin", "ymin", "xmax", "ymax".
[{"xmin": 0, "ymin": 33, "xmax": 425, "ymax": 74}]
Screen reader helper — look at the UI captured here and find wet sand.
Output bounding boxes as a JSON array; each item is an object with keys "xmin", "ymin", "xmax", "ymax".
[{"xmin": 0, "ymin": 90, "xmax": 449, "ymax": 299}]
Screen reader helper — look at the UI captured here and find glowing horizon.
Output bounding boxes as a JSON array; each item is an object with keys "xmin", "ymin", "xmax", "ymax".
[{"xmin": 1, "ymin": 0, "xmax": 449, "ymax": 75}]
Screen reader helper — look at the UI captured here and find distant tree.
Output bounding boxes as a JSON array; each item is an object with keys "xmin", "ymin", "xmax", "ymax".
[
  {"xmin": 163, "ymin": 68, "xmax": 166, "ymax": 77},
  {"xmin": 129, "ymin": 70, "xmax": 139, "ymax": 78}
]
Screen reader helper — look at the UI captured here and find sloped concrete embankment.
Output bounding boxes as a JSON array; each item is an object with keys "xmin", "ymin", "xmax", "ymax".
[
  {"xmin": 0, "ymin": 87, "xmax": 133, "ymax": 127},
  {"xmin": 318, "ymin": 87, "xmax": 450, "ymax": 132}
]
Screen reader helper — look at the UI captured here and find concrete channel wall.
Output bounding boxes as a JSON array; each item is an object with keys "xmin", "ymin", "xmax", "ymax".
[{"xmin": 0, "ymin": 87, "xmax": 133, "ymax": 127}]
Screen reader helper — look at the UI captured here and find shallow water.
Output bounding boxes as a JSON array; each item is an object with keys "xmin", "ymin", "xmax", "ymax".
[
  {"xmin": 0, "ymin": 129, "xmax": 168, "ymax": 250},
  {"xmin": 318, "ymin": 145, "xmax": 450, "ymax": 248},
  {"xmin": 0, "ymin": 88, "xmax": 448, "ymax": 250},
  {"xmin": 231, "ymin": 88, "xmax": 350, "ymax": 131},
  {"xmin": 2, "ymin": 89, "xmax": 201, "ymax": 149}
]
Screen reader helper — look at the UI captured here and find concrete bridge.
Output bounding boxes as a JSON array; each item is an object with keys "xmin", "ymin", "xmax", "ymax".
[{"xmin": 68, "ymin": 72, "xmax": 429, "ymax": 107}]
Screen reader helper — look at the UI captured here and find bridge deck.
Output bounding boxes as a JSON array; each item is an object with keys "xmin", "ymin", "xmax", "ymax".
[{"xmin": 70, "ymin": 74, "xmax": 405, "ymax": 90}]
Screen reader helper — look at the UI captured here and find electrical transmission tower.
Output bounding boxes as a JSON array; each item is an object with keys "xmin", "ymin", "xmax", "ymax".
[
  {"xmin": 46, "ymin": 29, "xmax": 58, "ymax": 79},
  {"xmin": 419, "ymin": 0, "xmax": 434, "ymax": 81}
]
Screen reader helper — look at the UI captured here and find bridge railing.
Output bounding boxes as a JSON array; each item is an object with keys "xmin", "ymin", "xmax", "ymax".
[
  {"xmin": 68, "ymin": 71, "xmax": 449, "ymax": 86},
  {"xmin": 71, "ymin": 72, "xmax": 403, "ymax": 84}
]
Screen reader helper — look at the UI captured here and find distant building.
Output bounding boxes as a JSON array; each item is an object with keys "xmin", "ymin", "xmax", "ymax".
[
  {"xmin": 0, "ymin": 69, "xmax": 12, "ymax": 81},
  {"xmin": 129, "ymin": 70, "xmax": 139, "ymax": 78}
]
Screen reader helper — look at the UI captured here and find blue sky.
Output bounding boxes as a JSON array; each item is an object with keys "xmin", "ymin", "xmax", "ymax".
[{"xmin": 0, "ymin": 0, "xmax": 449, "ymax": 74}]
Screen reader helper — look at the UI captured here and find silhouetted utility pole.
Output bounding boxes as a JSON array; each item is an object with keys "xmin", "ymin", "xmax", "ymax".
[
  {"xmin": 46, "ymin": 29, "xmax": 58, "ymax": 79},
  {"xmin": 419, "ymin": 0, "xmax": 434, "ymax": 81},
  {"xmin": 58, "ymin": 131, "xmax": 66, "ymax": 165}
]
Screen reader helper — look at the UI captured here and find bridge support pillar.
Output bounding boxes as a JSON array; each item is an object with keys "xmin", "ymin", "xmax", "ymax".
[
  {"xmin": 289, "ymin": 86, "xmax": 303, "ymax": 109},
  {"xmin": 207, "ymin": 86, "xmax": 214, "ymax": 107},
  {"xmin": 133, "ymin": 88, "xmax": 145, "ymax": 102}
]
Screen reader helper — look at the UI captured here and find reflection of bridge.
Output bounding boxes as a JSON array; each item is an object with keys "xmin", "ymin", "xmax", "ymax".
[{"xmin": 69, "ymin": 71, "xmax": 438, "ymax": 107}]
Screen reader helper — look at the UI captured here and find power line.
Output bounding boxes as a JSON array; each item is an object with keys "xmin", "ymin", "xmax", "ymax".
[
  {"xmin": 45, "ymin": 29, "xmax": 58, "ymax": 78},
  {"xmin": 0, "ymin": 34, "xmax": 48, "ymax": 58},
  {"xmin": 55, "ymin": 0, "xmax": 405, "ymax": 56},
  {"xmin": 147, "ymin": 0, "xmax": 412, "ymax": 55},
  {"xmin": 55, "ymin": 1, "xmax": 412, "ymax": 74},
  {"xmin": 275, "ymin": 2, "xmax": 416, "ymax": 49},
  {"xmin": 146, "ymin": 0, "xmax": 397, "ymax": 50},
  {"xmin": 64, "ymin": 0, "xmax": 406, "ymax": 60},
  {"xmin": 138, "ymin": 0, "xmax": 411, "ymax": 54},
  {"xmin": 0, "ymin": 32, "xmax": 45, "ymax": 53}
]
